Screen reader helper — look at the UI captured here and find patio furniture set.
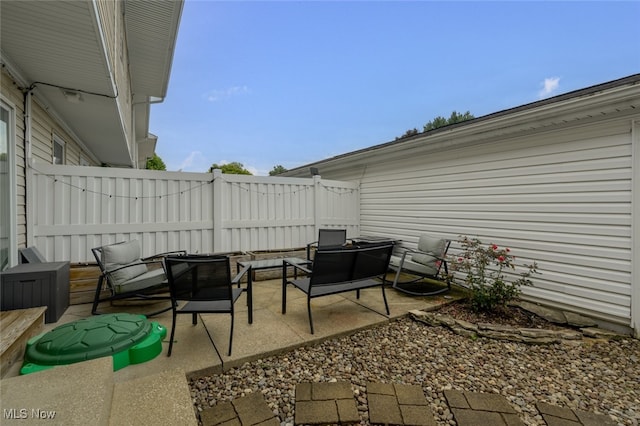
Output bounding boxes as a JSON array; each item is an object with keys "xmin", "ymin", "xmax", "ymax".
[{"xmin": 85, "ymin": 230, "xmax": 452, "ymax": 355}]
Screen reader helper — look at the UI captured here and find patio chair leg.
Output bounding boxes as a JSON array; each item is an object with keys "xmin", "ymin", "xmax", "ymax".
[
  {"xmin": 228, "ymin": 309, "xmax": 234, "ymax": 356},
  {"xmin": 307, "ymin": 296, "xmax": 314, "ymax": 334},
  {"xmin": 282, "ymin": 280, "xmax": 287, "ymax": 314},
  {"xmin": 168, "ymin": 311, "xmax": 177, "ymax": 357},
  {"xmin": 91, "ymin": 276, "xmax": 105, "ymax": 315},
  {"xmin": 381, "ymin": 285, "xmax": 390, "ymax": 315}
]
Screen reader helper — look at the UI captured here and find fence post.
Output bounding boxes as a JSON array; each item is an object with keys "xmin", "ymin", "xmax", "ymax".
[
  {"xmin": 212, "ymin": 169, "xmax": 223, "ymax": 253},
  {"xmin": 313, "ymin": 174, "xmax": 322, "ymax": 237}
]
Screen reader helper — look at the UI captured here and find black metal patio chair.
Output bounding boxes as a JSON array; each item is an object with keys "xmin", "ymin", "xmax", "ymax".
[
  {"xmin": 164, "ymin": 254, "xmax": 252, "ymax": 356},
  {"xmin": 306, "ymin": 228, "xmax": 348, "ymax": 262}
]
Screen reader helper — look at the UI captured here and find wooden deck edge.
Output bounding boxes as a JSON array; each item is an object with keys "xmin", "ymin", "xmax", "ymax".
[{"xmin": 0, "ymin": 307, "xmax": 47, "ymax": 378}]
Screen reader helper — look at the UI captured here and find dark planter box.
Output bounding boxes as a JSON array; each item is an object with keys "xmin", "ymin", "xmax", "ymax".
[{"xmin": 1, "ymin": 261, "xmax": 70, "ymax": 323}]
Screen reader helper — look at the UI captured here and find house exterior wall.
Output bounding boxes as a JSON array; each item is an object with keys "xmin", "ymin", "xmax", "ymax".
[{"xmin": 305, "ymin": 115, "xmax": 637, "ymax": 333}]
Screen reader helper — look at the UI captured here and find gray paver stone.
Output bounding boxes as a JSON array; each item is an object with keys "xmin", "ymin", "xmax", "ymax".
[
  {"xmin": 464, "ymin": 392, "xmax": 516, "ymax": 413},
  {"xmin": 536, "ymin": 402, "xmax": 579, "ymax": 421},
  {"xmin": 394, "ymin": 384, "xmax": 427, "ymax": 406},
  {"xmin": 563, "ymin": 311, "xmax": 597, "ymax": 327},
  {"xmin": 296, "ymin": 382, "xmax": 312, "ymax": 401},
  {"xmin": 313, "ymin": 381, "xmax": 352, "ymax": 400},
  {"xmin": 574, "ymin": 409, "xmax": 617, "ymax": 426},
  {"xmin": 218, "ymin": 420, "xmax": 242, "ymax": 426},
  {"xmin": 200, "ymin": 401, "xmax": 237, "ymax": 426},
  {"xmin": 443, "ymin": 390, "xmax": 469, "ymax": 409},
  {"xmin": 336, "ymin": 398, "xmax": 360, "ymax": 423},
  {"xmin": 515, "ymin": 301, "xmax": 567, "ymax": 324},
  {"xmin": 518, "ymin": 328, "xmax": 557, "ymax": 338},
  {"xmin": 580, "ymin": 327, "xmax": 623, "ymax": 339},
  {"xmin": 368, "ymin": 393, "xmax": 403, "ymax": 425},
  {"xmin": 501, "ymin": 413, "xmax": 526, "ymax": 426},
  {"xmin": 234, "ymin": 393, "xmax": 276, "ymax": 425},
  {"xmin": 367, "ymin": 381, "xmax": 395, "ymax": 395},
  {"xmin": 295, "ymin": 400, "xmax": 338, "ymax": 425},
  {"xmin": 255, "ymin": 419, "xmax": 281, "ymax": 426},
  {"xmin": 451, "ymin": 408, "xmax": 505, "ymax": 426},
  {"xmin": 400, "ymin": 405, "xmax": 437, "ymax": 426},
  {"xmin": 540, "ymin": 414, "xmax": 580, "ymax": 426}
]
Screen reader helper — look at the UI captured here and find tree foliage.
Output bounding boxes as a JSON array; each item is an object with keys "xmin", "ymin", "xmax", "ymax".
[
  {"xmin": 424, "ymin": 110, "xmax": 474, "ymax": 132},
  {"xmin": 395, "ymin": 110, "xmax": 475, "ymax": 140},
  {"xmin": 269, "ymin": 165, "xmax": 288, "ymax": 176},
  {"xmin": 394, "ymin": 128, "xmax": 419, "ymax": 141},
  {"xmin": 145, "ymin": 154, "xmax": 166, "ymax": 170},
  {"xmin": 208, "ymin": 162, "xmax": 252, "ymax": 175}
]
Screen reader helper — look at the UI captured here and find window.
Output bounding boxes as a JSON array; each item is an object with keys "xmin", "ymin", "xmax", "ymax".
[
  {"xmin": 1, "ymin": 100, "xmax": 16, "ymax": 270},
  {"xmin": 53, "ymin": 136, "xmax": 65, "ymax": 164}
]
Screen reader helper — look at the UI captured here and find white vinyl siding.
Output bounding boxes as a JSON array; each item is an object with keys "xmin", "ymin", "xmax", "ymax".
[{"xmin": 347, "ymin": 119, "xmax": 633, "ymax": 327}]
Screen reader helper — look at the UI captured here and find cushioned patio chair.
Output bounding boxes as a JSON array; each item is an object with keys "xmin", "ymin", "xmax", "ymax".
[
  {"xmin": 387, "ymin": 235, "xmax": 451, "ymax": 296},
  {"xmin": 164, "ymin": 254, "xmax": 252, "ymax": 356},
  {"xmin": 306, "ymin": 228, "xmax": 348, "ymax": 261},
  {"xmin": 91, "ymin": 240, "xmax": 186, "ymax": 315}
]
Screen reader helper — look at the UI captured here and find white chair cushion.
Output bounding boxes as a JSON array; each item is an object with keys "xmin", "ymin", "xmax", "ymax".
[
  {"xmin": 102, "ymin": 240, "xmax": 148, "ymax": 285},
  {"xmin": 417, "ymin": 235, "xmax": 446, "ymax": 254},
  {"xmin": 113, "ymin": 268, "xmax": 166, "ymax": 294}
]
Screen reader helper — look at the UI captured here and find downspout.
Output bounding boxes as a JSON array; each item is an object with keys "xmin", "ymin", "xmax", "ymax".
[{"xmin": 23, "ymin": 87, "xmax": 34, "ymax": 247}]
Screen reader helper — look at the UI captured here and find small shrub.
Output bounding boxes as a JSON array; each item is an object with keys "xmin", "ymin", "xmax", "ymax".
[{"xmin": 449, "ymin": 236, "xmax": 539, "ymax": 313}]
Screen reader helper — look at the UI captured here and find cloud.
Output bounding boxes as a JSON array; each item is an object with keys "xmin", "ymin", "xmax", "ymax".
[
  {"xmin": 205, "ymin": 85, "xmax": 250, "ymax": 102},
  {"xmin": 538, "ymin": 77, "xmax": 561, "ymax": 99},
  {"xmin": 172, "ymin": 151, "xmax": 209, "ymax": 172}
]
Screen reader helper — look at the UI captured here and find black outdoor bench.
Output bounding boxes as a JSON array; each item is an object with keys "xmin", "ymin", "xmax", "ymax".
[{"xmin": 281, "ymin": 243, "xmax": 394, "ymax": 334}]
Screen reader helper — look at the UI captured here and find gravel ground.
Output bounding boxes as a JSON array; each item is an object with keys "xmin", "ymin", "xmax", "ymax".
[{"xmin": 190, "ymin": 317, "xmax": 640, "ymax": 426}]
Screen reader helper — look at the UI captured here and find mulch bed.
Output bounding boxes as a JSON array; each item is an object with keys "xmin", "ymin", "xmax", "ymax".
[{"xmin": 437, "ymin": 300, "xmax": 566, "ymax": 330}]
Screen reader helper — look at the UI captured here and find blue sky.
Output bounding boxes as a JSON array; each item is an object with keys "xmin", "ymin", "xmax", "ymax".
[{"xmin": 150, "ymin": 0, "xmax": 640, "ymax": 175}]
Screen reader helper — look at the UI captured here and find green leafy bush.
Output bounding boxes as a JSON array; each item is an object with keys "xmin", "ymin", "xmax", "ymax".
[{"xmin": 449, "ymin": 236, "xmax": 539, "ymax": 312}]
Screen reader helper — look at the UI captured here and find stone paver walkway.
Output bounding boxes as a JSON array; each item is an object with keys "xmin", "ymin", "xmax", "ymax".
[
  {"xmin": 367, "ymin": 382, "xmax": 436, "ymax": 426},
  {"xmin": 200, "ymin": 382, "xmax": 618, "ymax": 426},
  {"xmin": 295, "ymin": 381, "xmax": 360, "ymax": 425},
  {"xmin": 200, "ymin": 392, "xmax": 280, "ymax": 426},
  {"xmin": 536, "ymin": 402, "xmax": 617, "ymax": 426},
  {"xmin": 444, "ymin": 389, "xmax": 524, "ymax": 426}
]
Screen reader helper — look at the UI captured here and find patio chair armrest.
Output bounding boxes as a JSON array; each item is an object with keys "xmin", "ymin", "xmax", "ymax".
[
  {"xmin": 104, "ymin": 259, "xmax": 163, "ymax": 276},
  {"xmin": 284, "ymin": 259, "xmax": 311, "ymax": 274},
  {"xmin": 232, "ymin": 264, "xmax": 251, "ymax": 284},
  {"xmin": 306, "ymin": 241, "xmax": 319, "ymax": 260}
]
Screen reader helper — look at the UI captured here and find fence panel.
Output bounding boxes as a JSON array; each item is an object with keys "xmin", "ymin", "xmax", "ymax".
[{"xmin": 29, "ymin": 165, "xmax": 360, "ymax": 262}]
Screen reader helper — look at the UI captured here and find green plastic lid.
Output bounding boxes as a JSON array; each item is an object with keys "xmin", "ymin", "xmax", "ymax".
[{"xmin": 20, "ymin": 313, "xmax": 167, "ymax": 375}]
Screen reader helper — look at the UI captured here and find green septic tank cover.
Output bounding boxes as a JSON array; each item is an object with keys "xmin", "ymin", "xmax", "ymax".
[{"xmin": 20, "ymin": 313, "xmax": 167, "ymax": 375}]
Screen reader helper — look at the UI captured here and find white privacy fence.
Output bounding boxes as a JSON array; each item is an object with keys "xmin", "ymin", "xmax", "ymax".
[{"xmin": 29, "ymin": 164, "xmax": 360, "ymax": 263}]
